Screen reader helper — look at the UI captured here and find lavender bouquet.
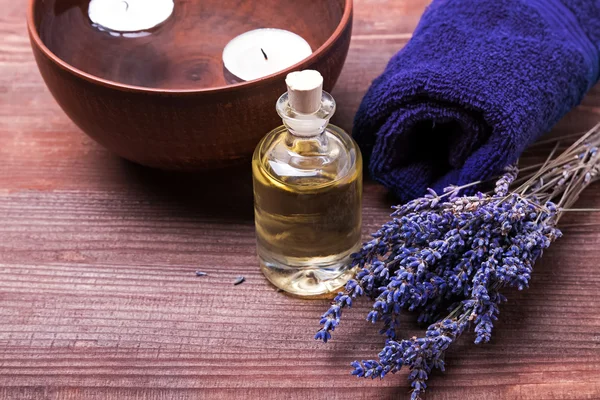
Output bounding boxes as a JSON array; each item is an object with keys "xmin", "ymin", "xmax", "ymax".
[{"xmin": 316, "ymin": 123, "xmax": 600, "ymax": 399}]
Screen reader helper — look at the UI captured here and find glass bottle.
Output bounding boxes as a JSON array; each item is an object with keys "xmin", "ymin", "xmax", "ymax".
[{"xmin": 252, "ymin": 70, "xmax": 362, "ymax": 298}]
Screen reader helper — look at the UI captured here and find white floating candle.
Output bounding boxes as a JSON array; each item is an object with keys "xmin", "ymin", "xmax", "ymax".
[
  {"xmin": 88, "ymin": 0, "xmax": 174, "ymax": 33},
  {"xmin": 222, "ymin": 29, "xmax": 313, "ymax": 82}
]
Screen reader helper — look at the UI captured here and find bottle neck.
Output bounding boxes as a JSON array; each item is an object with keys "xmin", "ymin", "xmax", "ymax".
[
  {"xmin": 276, "ymin": 90, "xmax": 336, "ymax": 139},
  {"xmin": 282, "ymin": 114, "xmax": 330, "ymax": 138}
]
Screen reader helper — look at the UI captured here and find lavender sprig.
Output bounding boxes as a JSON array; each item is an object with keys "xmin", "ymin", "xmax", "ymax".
[
  {"xmin": 352, "ymin": 315, "xmax": 469, "ymax": 400},
  {"xmin": 316, "ymin": 123, "xmax": 600, "ymax": 399}
]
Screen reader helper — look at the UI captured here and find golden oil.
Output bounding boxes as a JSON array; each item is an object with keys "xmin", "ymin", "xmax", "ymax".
[{"xmin": 252, "ymin": 71, "xmax": 362, "ymax": 297}]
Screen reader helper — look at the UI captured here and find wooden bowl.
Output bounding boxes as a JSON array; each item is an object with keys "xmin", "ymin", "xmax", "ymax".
[{"xmin": 27, "ymin": 0, "xmax": 353, "ymax": 170}]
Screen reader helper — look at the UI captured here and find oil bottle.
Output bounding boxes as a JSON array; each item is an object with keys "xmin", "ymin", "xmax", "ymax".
[{"xmin": 252, "ymin": 70, "xmax": 363, "ymax": 297}]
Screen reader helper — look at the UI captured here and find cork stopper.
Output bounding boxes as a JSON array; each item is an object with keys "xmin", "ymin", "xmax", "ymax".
[{"xmin": 285, "ymin": 70, "xmax": 324, "ymax": 114}]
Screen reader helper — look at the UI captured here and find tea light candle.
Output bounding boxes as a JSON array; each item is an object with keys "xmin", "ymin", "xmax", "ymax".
[
  {"xmin": 222, "ymin": 29, "xmax": 313, "ymax": 82},
  {"xmin": 88, "ymin": 0, "xmax": 174, "ymax": 33}
]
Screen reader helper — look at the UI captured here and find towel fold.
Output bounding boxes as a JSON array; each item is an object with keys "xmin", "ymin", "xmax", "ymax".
[{"xmin": 353, "ymin": 0, "xmax": 600, "ymax": 202}]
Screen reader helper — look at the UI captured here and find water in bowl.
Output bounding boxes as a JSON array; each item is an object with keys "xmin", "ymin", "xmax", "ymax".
[{"xmin": 37, "ymin": 0, "xmax": 325, "ymax": 90}]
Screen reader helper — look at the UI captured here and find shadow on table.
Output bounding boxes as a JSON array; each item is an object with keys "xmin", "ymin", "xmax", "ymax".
[{"xmin": 117, "ymin": 159, "xmax": 255, "ymax": 222}]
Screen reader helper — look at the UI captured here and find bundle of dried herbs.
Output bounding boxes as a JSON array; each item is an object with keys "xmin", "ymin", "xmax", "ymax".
[{"xmin": 315, "ymin": 123, "xmax": 600, "ymax": 399}]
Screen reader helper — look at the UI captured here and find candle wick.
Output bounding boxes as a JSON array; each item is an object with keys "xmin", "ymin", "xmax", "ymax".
[
  {"xmin": 261, "ymin": 48, "xmax": 268, "ymax": 61},
  {"xmin": 122, "ymin": 1, "xmax": 129, "ymax": 11}
]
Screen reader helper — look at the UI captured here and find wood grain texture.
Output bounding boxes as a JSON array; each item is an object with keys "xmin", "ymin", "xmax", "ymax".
[{"xmin": 2, "ymin": 0, "xmax": 600, "ymax": 399}]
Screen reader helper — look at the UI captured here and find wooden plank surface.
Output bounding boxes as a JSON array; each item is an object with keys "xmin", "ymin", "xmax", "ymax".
[{"xmin": 2, "ymin": 1, "xmax": 600, "ymax": 399}]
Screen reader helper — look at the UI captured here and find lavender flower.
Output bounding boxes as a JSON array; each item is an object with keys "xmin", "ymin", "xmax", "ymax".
[
  {"xmin": 352, "ymin": 316, "xmax": 468, "ymax": 400},
  {"xmin": 315, "ymin": 123, "xmax": 600, "ymax": 399}
]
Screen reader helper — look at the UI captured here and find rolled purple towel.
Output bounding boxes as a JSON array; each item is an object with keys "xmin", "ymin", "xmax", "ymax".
[{"xmin": 353, "ymin": 0, "xmax": 600, "ymax": 202}]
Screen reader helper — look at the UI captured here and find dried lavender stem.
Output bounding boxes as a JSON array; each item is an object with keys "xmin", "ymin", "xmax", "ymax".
[
  {"xmin": 316, "ymin": 121, "xmax": 600, "ymax": 400},
  {"xmin": 528, "ymin": 131, "xmax": 590, "ymax": 147},
  {"xmin": 559, "ymin": 208, "xmax": 600, "ymax": 212},
  {"xmin": 518, "ymin": 141, "xmax": 561, "ymax": 195}
]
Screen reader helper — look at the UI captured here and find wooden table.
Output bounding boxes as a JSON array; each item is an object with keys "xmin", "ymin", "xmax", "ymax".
[{"xmin": 2, "ymin": 1, "xmax": 600, "ymax": 399}]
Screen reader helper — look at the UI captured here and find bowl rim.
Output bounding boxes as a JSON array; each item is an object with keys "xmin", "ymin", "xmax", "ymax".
[{"xmin": 26, "ymin": 0, "xmax": 353, "ymax": 94}]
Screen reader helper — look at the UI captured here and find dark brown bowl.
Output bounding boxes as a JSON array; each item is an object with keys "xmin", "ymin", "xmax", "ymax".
[{"xmin": 27, "ymin": 0, "xmax": 353, "ymax": 170}]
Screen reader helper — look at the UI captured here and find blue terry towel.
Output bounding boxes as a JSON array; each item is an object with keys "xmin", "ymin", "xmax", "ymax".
[{"xmin": 353, "ymin": 0, "xmax": 600, "ymax": 202}]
